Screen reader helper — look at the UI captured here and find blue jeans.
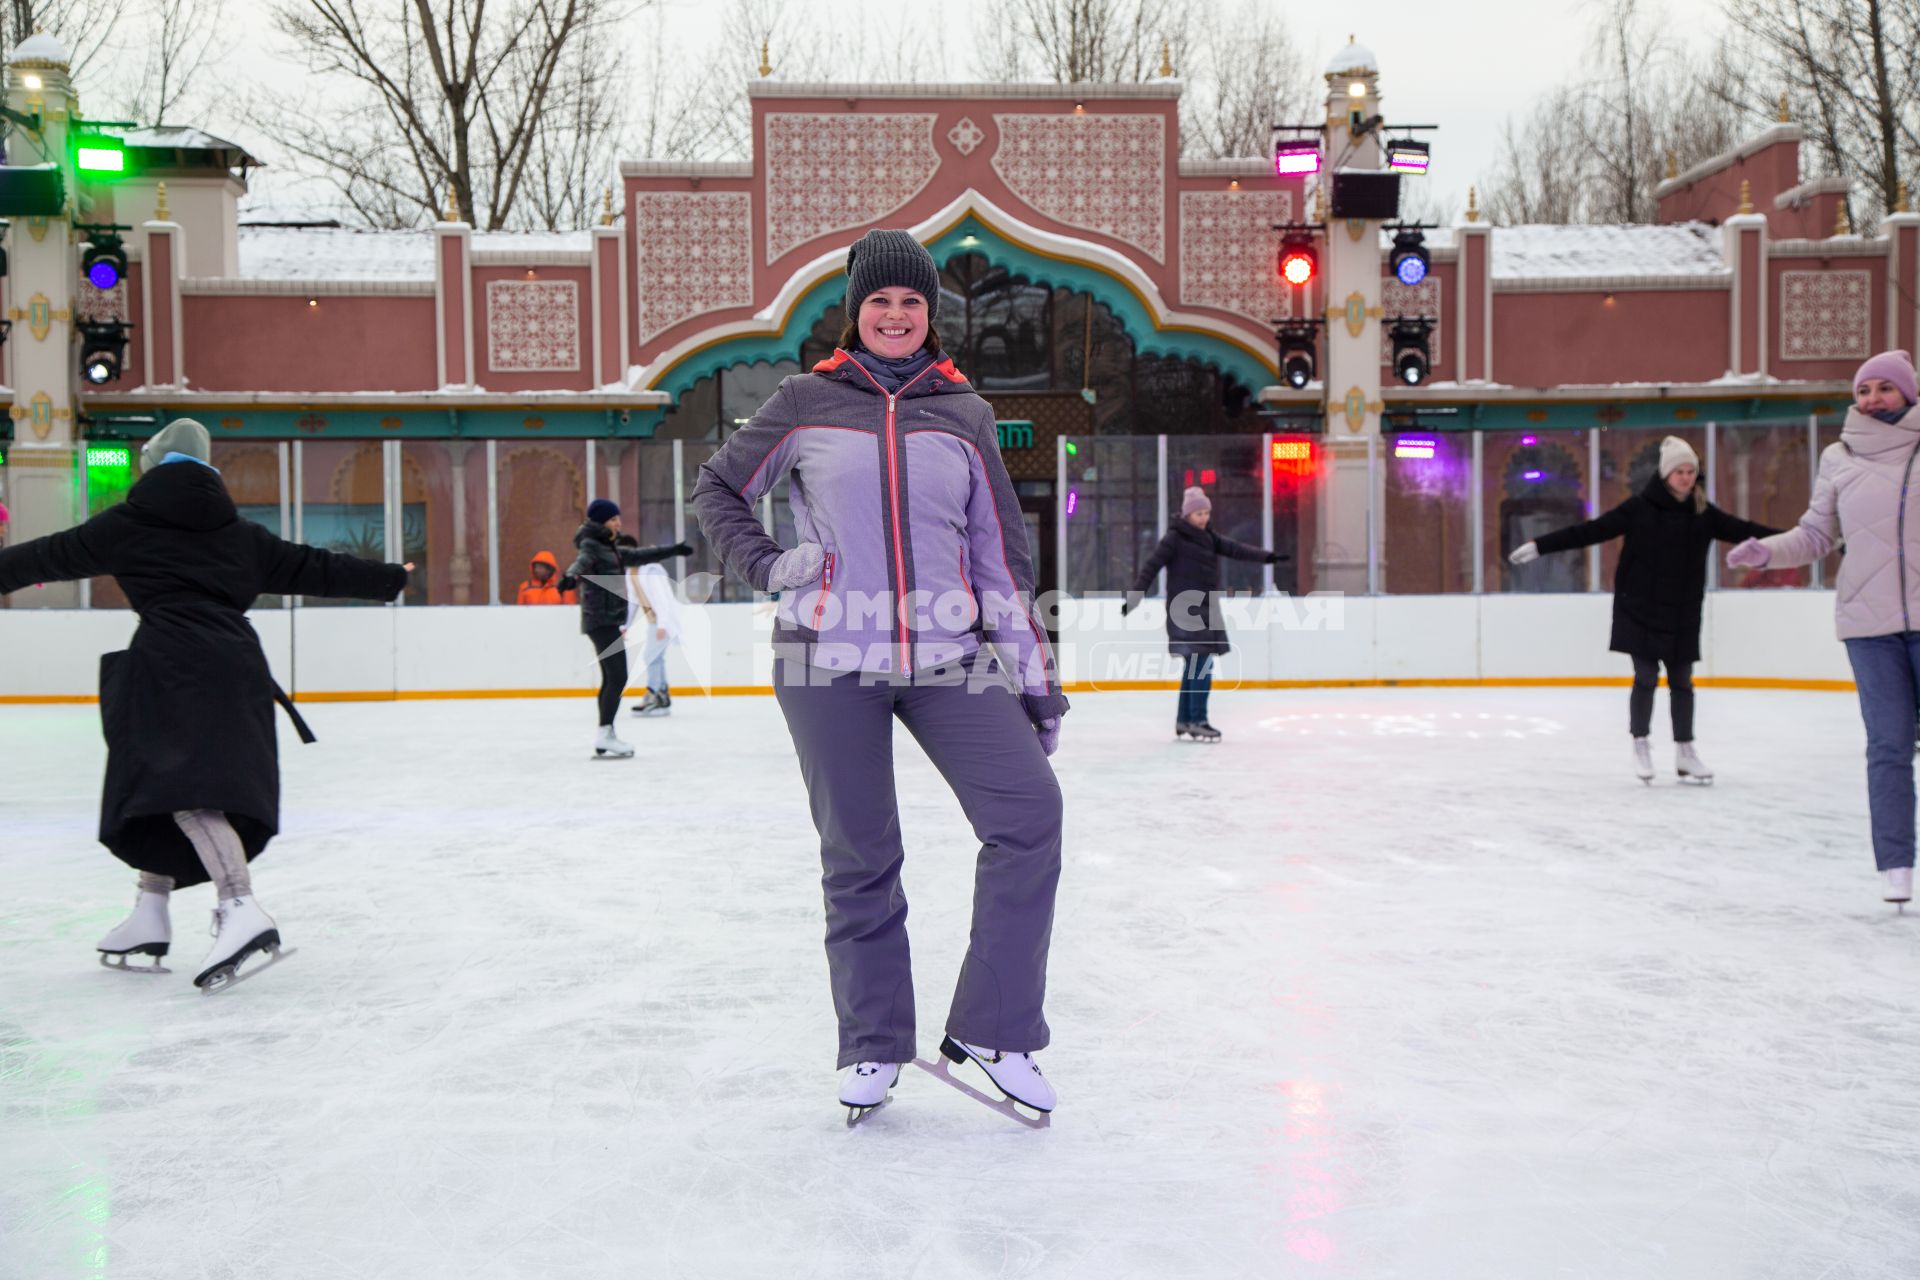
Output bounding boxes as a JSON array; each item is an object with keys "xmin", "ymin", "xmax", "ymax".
[
  {"xmin": 1842, "ymin": 632, "xmax": 1920, "ymax": 871},
  {"xmin": 1177, "ymin": 654, "xmax": 1214, "ymax": 724}
]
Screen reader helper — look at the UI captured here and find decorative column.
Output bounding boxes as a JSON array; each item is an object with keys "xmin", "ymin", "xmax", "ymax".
[
  {"xmin": 1454, "ymin": 187, "xmax": 1492, "ymax": 383},
  {"xmin": 1725, "ymin": 181, "xmax": 1769, "ymax": 378},
  {"xmin": 435, "ymin": 192, "xmax": 473, "ymax": 388},
  {"xmin": 591, "ymin": 189, "xmax": 626, "ymax": 388},
  {"xmin": 3, "ymin": 34, "xmax": 81, "ymax": 604},
  {"xmin": 141, "ymin": 183, "xmax": 182, "ymax": 388},
  {"xmin": 1316, "ymin": 37, "xmax": 1387, "ymax": 595},
  {"xmin": 1883, "ymin": 185, "xmax": 1920, "ymax": 359},
  {"xmin": 446, "ymin": 440, "xmax": 475, "ymax": 605}
]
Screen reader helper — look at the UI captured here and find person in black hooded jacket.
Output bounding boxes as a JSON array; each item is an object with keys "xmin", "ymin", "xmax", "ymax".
[
  {"xmin": 0, "ymin": 419, "xmax": 410, "ymax": 989},
  {"xmin": 555, "ymin": 498, "xmax": 690, "ymax": 758},
  {"xmin": 1509, "ymin": 435, "xmax": 1777, "ymax": 784},
  {"xmin": 1123, "ymin": 486, "xmax": 1285, "ymax": 741}
]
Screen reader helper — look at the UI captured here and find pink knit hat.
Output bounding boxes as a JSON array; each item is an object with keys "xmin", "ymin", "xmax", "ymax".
[
  {"xmin": 1180, "ymin": 486, "xmax": 1211, "ymax": 517},
  {"xmin": 1854, "ymin": 350, "xmax": 1918, "ymax": 405}
]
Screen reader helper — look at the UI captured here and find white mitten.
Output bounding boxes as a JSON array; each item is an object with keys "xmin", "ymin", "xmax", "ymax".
[
  {"xmin": 767, "ymin": 542, "xmax": 825, "ymax": 591},
  {"xmin": 1508, "ymin": 541, "xmax": 1540, "ymax": 565}
]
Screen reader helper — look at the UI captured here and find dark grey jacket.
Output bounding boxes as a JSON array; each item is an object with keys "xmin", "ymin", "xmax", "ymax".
[
  {"xmin": 560, "ymin": 522, "xmax": 682, "ymax": 634},
  {"xmin": 692, "ymin": 348, "xmax": 1068, "ymax": 724},
  {"xmin": 1130, "ymin": 519, "xmax": 1277, "ymax": 657}
]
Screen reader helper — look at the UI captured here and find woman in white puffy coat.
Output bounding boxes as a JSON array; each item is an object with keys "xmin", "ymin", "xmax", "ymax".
[{"xmin": 1728, "ymin": 350, "xmax": 1920, "ymax": 907}]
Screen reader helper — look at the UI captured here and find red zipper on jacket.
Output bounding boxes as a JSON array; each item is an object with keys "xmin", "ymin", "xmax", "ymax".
[
  {"xmin": 843, "ymin": 354, "xmax": 938, "ymax": 675},
  {"xmin": 812, "ymin": 551, "xmax": 835, "ymax": 631}
]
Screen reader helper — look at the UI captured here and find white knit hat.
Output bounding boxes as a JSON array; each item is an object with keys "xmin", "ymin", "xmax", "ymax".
[{"xmin": 1657, "ymin": 435, "xmax": 1699, "ymax": 478}]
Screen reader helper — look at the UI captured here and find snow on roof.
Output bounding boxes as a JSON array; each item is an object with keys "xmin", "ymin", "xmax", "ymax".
[
  {"xmin": 11, "ymin": 32, "xmax": 69, "ymax": 65},
  {"xmin": 1325, "ymin": 39, "xmax": 1377, "ymax": 76},
  {"xmin": 471, "ymin": 230, "xmax": 594, "ymax": 255},
  {"xmin": 1489, "ymin": 223, "xmax": 1727, "ymax": 279},
  {"xmin": 237, "ymin": 227, "xmax": 437, "ymax": 281}
]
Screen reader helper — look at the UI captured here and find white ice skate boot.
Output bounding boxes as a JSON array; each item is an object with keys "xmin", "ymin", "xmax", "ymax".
[
  {"xmin": 839, "ymin": 1061, "xmax": 900, "ymax": 1123},
  {"xmin": 939, "ymin": 1037, "xmax": 1056, "ymax": 1112},
  {"xmin": 1676, "ymin": 742, "xmax": 1713, "ymax": 785},
  {"xmin": 193, "ymin": 895, "xmax": 285, "ymax": 992},
  {"xmin": 97, "ymin": 889, "xmax": 171, "ymax": 973},
  {"xmin": 1885, "ymin": 866, "xmax": 1913, "ymax": 906},
  {"xmin": 1632, "ymin": 736, "xmax": 1654, "ymax": 784},
  {"xmin": 592, "ymin": 725, "xmax": 634, "ymax": 759}
]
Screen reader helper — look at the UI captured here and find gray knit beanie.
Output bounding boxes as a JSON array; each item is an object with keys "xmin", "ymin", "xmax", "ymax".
[
  {"xmin": 844, "ymin": 229, "xmax": 940, "ymax": 323},
  {"xmin": 140, "ymin": 418, "xmax": 212, "ymax": 472}
]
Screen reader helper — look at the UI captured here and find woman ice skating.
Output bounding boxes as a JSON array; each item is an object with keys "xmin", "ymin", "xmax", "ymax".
[
  {"xmin": 626, "ymin": 560, "xmax": 682, "ymax": 717},
  {"xmin": 1510, "ymin": 435, "xmax": 1777, "ymax": 785},
  {"xmin": 0, "ymin": 419, "xmax": 411, "ymax": 991},
  {"xmin": 1726, "ymin": 350, "xmax": 1920, "ymax": 908},
  {"xmin": 558, "ymin": 501, "xmax": 690, "ymax": 759},
  {"xmin": 1121, "ymin": 486, "xmax": 1285, "ymax": 742},
  {"xmin": 692, "ymin": 228, "xmax": 1068, "ymax": 1120}
]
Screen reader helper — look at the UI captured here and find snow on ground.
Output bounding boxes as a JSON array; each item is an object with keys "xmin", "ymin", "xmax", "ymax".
[{"xmin": 3, "ymin": 686, "xmax": 1917, "ymax": 1279}]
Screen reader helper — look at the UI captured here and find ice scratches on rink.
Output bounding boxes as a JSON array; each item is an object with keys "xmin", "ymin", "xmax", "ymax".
[{"xmin": 3, "ymin": 687, "xmax": 1918, "ymax": 1278}]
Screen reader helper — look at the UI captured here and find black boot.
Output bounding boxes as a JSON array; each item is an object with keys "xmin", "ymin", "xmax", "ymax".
[{"xmin": 1189, "ymin": 722, "xmax": 1222, "ymax": 742}]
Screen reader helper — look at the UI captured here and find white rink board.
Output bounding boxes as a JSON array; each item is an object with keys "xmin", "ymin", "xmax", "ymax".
[
  {"xmin": 0, "ymin": 591, "xmax": 1855, "ymax": 698},
  {"xmin": 1, "ymin": 687, "xmax": 1915, "ymax": 1278}
]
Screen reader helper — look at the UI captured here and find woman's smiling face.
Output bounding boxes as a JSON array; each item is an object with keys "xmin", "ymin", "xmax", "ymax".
[{"xmin": 857, "ymin": 287, "xmax": 929, "ymax": 359}]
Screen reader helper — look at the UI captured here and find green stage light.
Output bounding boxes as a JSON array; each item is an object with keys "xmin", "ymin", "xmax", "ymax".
[
  {"xmin": 74, "ymin": 136, "xmax": 126, "ymax": 175},
  {"xmin": 86, "ymin": 443, "xmax": 132, "ymax": 469}
]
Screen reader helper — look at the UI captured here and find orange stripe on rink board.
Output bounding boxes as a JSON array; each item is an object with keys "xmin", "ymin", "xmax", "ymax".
[{"xmin": 0, "ymin": 678, "xmax": 1861, "ymax": 704}]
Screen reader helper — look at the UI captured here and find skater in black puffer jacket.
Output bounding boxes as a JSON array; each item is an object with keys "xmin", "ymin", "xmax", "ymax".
[
  {"xmin": 1123, "ymin": 486, "xmax": 1285, "ymax": 741},
  {"xmin": 1509, "ymin": 435, "xmax": 1777, "ymax": 784},
  {"xmin": 0, "ymin": 419, "xmax": 410, "ymax": 990},
  {"xmin": 556, "ymin": 498, "xmax": 690, "ymax": 757}
]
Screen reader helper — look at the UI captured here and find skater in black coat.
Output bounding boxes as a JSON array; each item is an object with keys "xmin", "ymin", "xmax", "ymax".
[
  {"xmin": 0, "ymin": 420, "xmax": 410, "ymax": 988},
  {"xmin": 555, "ymin": 498, "xmax": 691, "ymax": 757},
  {"xmin": 1509, "ymin": 435, "xmax": 1777, "ymax": 783},
  {"xmin": 1123, "ymin": 486, "xmax": 1285, "ymax": 741}
]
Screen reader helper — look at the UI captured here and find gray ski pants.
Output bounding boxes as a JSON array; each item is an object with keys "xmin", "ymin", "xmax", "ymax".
[{"xmin": 772, "ymin": 656, "xmax": 1064, "ymax": 1068}]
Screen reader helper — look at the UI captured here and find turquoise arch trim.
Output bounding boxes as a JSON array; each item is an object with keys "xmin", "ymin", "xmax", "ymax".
[{"xmin": 644, "ymin": 218, "xmax": 1278, "ymax": 406}]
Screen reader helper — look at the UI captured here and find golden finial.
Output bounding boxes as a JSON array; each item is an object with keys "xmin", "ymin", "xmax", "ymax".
[
  {"xmin": 600, "ymin": 187, "xmax": 615, "ymax": 226},
  {"xmin": 1835, "ymin": 200, "xmax": 1852, "ymax": 237},
  {"xmin": 1465, "ymin": 185, "xmax": 1480, "ymax": 223},
  {"xmin": 1778, "ymin": 92, "xmax": 1790, "ymax": 123},
  {"xmin": 154, "ymin": 181, "xmax": 169, "ymax": 221},
  {"xmin": 1665, "ymin": 150, "xmax": 1677, "ymax": 180},
  {"xmin": 1738, "ymin": 179, "xmax": 1753, "ymax": 215},
  {"xmin": 444, "ymin": 187, "xmax": 459, "ymax": 222},
  {"xmin": 1159, "ymin": 40, "xmax": 1173, "ymax": 79},
  {"xmin": 758, "ymin": 39, "xmax": 772, "ymax": 78},
  {"xmin": 1899, "ymin": 181, "xmax": 1911, "ymax": 214}
]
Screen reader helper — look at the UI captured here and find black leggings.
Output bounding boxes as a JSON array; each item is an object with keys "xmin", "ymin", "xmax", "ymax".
[
  {"xmin": 1630, "ymin": 655, "xmax": 1694, "ymax": 742},
  {"xmin": 586, "ymin": 626, "xmax": 627, "ymax": 727}
]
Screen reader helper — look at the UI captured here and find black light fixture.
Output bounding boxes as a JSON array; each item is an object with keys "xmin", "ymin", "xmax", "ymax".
[
  {"xmin": 81, "ymin": 230, "xmax": 127, "ymax": 291},
  {"xmin": 78, "ymin": 320, "xmax": 132, "ymax": 384},
  {"xmin": 1389, "ymin": 317, "xmax": 1434, "ymax": 386},
  {"xmin": 1389, "ymin": 226, "xmax": 1430, "ymax": 286},
  {"xmin": 1276, "ymin": 321, "xmax": 1318, "ymax": 389}
]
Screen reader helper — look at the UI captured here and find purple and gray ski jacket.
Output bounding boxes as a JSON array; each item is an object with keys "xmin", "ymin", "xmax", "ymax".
[{"xmin": 692, "ymin": 349, "xmax": 1068, "ymax": 725}]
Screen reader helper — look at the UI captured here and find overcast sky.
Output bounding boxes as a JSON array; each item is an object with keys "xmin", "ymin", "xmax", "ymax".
[{"xmin": 178, "ymin": 0, "xmax": 1736, "ymax": 225}]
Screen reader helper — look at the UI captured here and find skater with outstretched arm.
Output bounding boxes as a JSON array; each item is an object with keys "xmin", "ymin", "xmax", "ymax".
[
  {"xmin": 1508, "ymin": 436, "xmax": 1776, "ymax": 785},
  {"xmin": 0, "ymin": 420, "xmax": 411, "ymax": 990},
  {"xmin": 692, "ymin": 229, "xmax": 1068, "ymax": 1122},
  {"xmin": 555, "ymin": 501, "xmax": 689, "ymax": 759},
  {"xmin": 1121, "ymin": 485, "xmax": 1285, "ymax": 742},
  {"xmin": 1726, "ymin": 350, "xmax": 1920, "ymax": 908}
]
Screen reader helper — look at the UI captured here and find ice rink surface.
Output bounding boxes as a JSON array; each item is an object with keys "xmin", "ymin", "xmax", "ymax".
[{"xmin": 3, "ymin": 684, "xmax": 1918, "ymax": 1279}]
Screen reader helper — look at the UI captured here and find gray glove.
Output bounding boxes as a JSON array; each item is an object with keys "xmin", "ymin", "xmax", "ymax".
[
  {"xmin": 1036, "ymin": 717, "xmax": 1061, "ymax": 757},
  {"xmin": 767, "ymin": 542, "xmax": 825, "ymax": 591},
  {"xmin": 1508, "ymin": 541, "xmax": 1540, "ymax": 565}
]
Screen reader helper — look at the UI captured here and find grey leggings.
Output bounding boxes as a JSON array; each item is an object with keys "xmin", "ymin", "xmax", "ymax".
[{"xmin": 139, "ymin": 810, "xmax": 253, "ymax": 900}]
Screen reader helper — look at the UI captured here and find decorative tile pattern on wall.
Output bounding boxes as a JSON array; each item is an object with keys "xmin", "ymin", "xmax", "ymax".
[
  {"xmin": 1780, "ymin": 270, "xmax": 1870, "ymax": 361},
  {"xmin": 764, "ymin": 113, "xmax": 940, "ymax": 263},
  {"xmin": 634, "ymin": 192, "xmax": 754, "ymax": 344},
  {"xmin": 947, "ymin": 117, "xmax": 986, "ymax": 156},
  {"xmin": 77, "ymin": 280, "xmax": 127, "ymax": 324},
  {"xmin": 992, "ymin": 114, "xmax": 1166, "ymax": 262},
  {"xmin": 1178, "ymin": 191, "xmax": 1296, "ymax": 323},
  {"xmin": 1380, "ymin": 278, "xmax": 1443, "ymax": 366},
  {"xmin": 486, "ymin": 280, "xmax": 580, "ymax": 373}
]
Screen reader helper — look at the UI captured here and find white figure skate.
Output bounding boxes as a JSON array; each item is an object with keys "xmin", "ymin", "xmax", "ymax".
[
  {"xmin": 839, "ymin": 1061, "xmax": 900, "ymax": 1126},
  {"xmin": 592, "ymin": 725, "xmax": 634, "ymax": 759},
  {"xmin": 194, "ymin": 896, "xmax": 290, "ymax": 992},
  {"xmin": 97, "ymin": 889, "xmax": 171, "ymax": 973},
  {"xmin": 1886, "ymin": 866, "xmax": 1913, "ymax": 912},
  {"xmin": 1632, "ymin": 737, "xmax": 1654, "ymax": 784},
  {"xmin": 1676, "ymin": 742, "xmax": 1713, "ymax": 785}
]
